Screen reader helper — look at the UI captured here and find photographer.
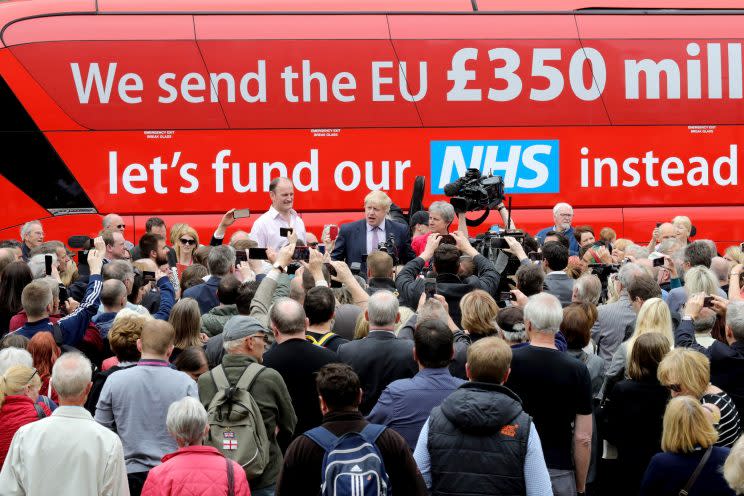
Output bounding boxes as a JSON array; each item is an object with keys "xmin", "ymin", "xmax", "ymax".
[{"xmin": 395, "ymin": 232, "xmax": 500, "ymax": 326}]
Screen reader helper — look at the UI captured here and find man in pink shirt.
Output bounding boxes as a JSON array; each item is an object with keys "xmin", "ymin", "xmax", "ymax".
[{"xmin": 250, "ymin": 177, "xmax": 307, "ymax": 250}]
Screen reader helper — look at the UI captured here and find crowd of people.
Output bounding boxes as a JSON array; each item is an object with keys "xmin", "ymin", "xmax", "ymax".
[{"xmin": 1, "ymin": 177, "xmax": 744, "ymax": 496}]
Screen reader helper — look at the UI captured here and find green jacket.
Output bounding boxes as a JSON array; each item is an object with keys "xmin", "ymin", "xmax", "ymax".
[
  {"xmin": 200, "ymin": 304, "xmax": 238, "ymax": 337},
  {"xmin": 198, "ymin": 353, "xmax": 297, "ymax": 489}
]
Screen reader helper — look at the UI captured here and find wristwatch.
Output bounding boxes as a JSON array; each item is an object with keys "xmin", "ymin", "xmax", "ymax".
[{"xmin": 272, "ymin": 262, "xmax": 285, "ymax": 273}]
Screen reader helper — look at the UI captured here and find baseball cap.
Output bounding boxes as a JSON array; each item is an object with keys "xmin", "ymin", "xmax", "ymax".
[
  {"xmin": 497, "ymin": 306, "xmax": 525, "ymax": 334},
  {"xmin": 409, "ymin": 210, "xmax": 429, "ymax": 228},
  {"xmin": 222, "ymin": 316, "xmax": 267, "ymax": 342}
]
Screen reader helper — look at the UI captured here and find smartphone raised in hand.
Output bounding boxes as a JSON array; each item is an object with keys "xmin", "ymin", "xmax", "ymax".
[
  {"xmin": 280, "ymin": 227, "xmax": 294, "ymax": 237},
  {"xmin": 292, "ymin": 246, "xmax": 309, "ymax": 262},
  {"xmin": 45, "ymin": 254, "xmax": 53, "ymax": 276},
  {"xmin": 248, "ymin": 248, "xmax": 269, "ymax": 260},
  {"xmin": 424, "ymin": 278, "xmax": 437, "ymax": 299},
  {"xmin": 234, "ymin": 208, "xmax": 250, "ymax": 219}
]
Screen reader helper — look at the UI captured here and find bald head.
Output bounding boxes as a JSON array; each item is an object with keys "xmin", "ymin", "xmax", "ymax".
[
  {"xmin": 711, "ymin": 256, "xmax": 731, "ymax": 285},
  {"xmin": 658, "ymin": 222, "xmax": 676, "ymax": 242},
  {"xmin": 103, "ymin": 213, "xmax": 125, "ymax": 233},
  {"xmin": 269, "ymin": 297, "xmax": 307, "ymax": 335}
]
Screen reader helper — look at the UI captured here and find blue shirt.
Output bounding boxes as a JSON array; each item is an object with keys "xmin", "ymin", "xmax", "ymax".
[
  {"xmin": 366, "ymin": 367, "xmax": 465, "ymax": 450},
  {"xmin": 414, "ymin": 417, "xmax": 553, "ymax": 496},
  {"xmin": 536, "ymin": 225, "xmax": 579, "ymax": 256}
]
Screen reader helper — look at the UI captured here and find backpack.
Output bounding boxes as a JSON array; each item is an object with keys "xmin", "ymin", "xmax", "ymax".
[
  {"xmin": 205, "ymin": 363, "xmax": 270, "ymax": 480},
  {"xmin": 304, "ymin": 424, "xmax": 391, "ymax": 496},
  {"xmin": 306, "ymin": 333, "xmax": 339, "ymax": 348}
]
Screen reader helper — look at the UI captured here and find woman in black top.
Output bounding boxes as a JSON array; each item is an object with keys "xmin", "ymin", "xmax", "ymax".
[
  {"xmin": 658, "ymin": 347, "xmax": 742, "ymax": 448},
  {"xmin": 603, "ymin": 332, "xmax": 671, "ymax": 494}
]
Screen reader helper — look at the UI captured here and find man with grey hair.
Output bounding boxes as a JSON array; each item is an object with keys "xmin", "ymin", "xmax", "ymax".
[
  {"xmin": 572, "ymin": 273, "xmax": 602, "ymax": 306},
  {"xmin": 665, "ymin": 241, "xmax": 727, "ymax": 317},
  {"xmin": 536, "ymin": 202, "xmax": 579, "ymax": 256},
  {"xmin": 0, "ymin": 352, "xmax": 128, "ymax": 495},
  {"xmin": 184, "ymin": 244, "xmax": 236, "ymax": 314},
  {"xmin": 506, "ymin": 292, "xmax": 593, "ymax": 496},
  {"xmin": 19, "ymin": 220, "xmax": 44, "ymax": 261},
  {"xmin": 263, "ymin": 297, "xmax": 337, "ymax": 436},
  {"xmin": 27, "ymin": 252, "xmax": 57, "ymax": 279},
  {"xmin": 198, "ymin": 315, "xmax": 296, "ymax": 496},
  {"xmin": 332, "ymin": 189, "xmax": 415, "ymax": 276},
  {"xmin": 677, "ymin": 295, "xmax": 744, "ymax": 417},
  {"xmin": 337, "ymin": 290, "xmax": 418, "ymax": 414},
  {"xmin": 591, "ymin": 262, "xmax": 647, "ymax": 365}
]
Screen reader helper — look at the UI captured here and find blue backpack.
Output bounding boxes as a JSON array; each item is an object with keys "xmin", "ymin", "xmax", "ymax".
[{"xmin": 304, "ymin": 424, "xmax": 391, "ymax": 496}]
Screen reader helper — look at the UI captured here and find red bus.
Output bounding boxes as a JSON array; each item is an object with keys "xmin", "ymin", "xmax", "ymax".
[{"xmin": 1, "ymin": 0, "xmax": 742, "ymax": 247}]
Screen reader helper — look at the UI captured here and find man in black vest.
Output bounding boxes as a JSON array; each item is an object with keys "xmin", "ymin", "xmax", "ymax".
[{"xmin": 412, "ymin": 336, "xmax": 553, "ymax": 496}]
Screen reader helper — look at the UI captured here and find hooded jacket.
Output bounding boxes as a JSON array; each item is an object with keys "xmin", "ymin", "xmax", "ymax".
[{"xmin": 428, "ymin": 382, "xmax": 530, "ymax": 496}]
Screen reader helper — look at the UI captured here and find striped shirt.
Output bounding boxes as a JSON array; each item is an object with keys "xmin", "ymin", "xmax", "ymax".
[{"xmin": 703, "ymin": 391, "xmax": 742, "ymax": 448}]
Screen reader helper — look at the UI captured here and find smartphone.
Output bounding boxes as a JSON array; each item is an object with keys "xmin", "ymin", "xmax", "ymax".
[
  {"xmin": 424, "ymin": 278, "xmax": 437, "ymax": 299},
  {"xmin": 280, "ymin": 227, "xmax": 294, "ymax": 237},
  {"xmin": 350, "ymin": 262, "xmax": 361, "ymax": 275},
  {"xmin": 439, "ymin": 234, "xmax": 456, "ymax": 246},
  {"xmin": 235, "ymin": 250, "xmax": 248, "ymax": 265},
  {"xmin": 490, "ymin": 237, "xmax": 509, "ymax": 249},
  {"xmin": 234, "ymin": 208, "xmax": 250, "ymax": 219},
  {"xmin": 318, "ymin": 245, "xmax": 326, "ymax": 255},
  {"xmin": 499, "ymin": 291, "xmax": 515, "ymax": 302},
  {"xmin": 292, "ymin": 246, "xmax": 309, "ymax": 262},
  {"xmin": 652, "ymin": 257, "xmax": 666, "ymax": 267},
  {"xmin": 143, "ymin": 271, "xmax": 156, "ymax": 283},
  {"xmin": 77, "ymin": 250, "xmax": 88, "ymax": 265},
  {"xmin": 44, "ymin": 254, "xmax": 53, "ymax": 276},
  {"xmin": 287, "ymin": 263, "xmax": 300, "ymax": 276},
  {"xmin": 326, "ymin": 224, "xmax": 339, "ymax": 242},
  {"xmin": 703, "ymin": 296, "xmax": 714, "ymax": 308},
  {"xmin": 528, "ymin": 251, "xmax": 543, "ymax": 261},
  {"xmin": 248, "ymin": 248, "xmax": 268, "ymax": 260}
]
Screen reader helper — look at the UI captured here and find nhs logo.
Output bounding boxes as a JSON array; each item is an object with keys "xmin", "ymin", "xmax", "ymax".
[{"xmin": 430, "ymin": 140, "xmax": 560, "ymax": 194}]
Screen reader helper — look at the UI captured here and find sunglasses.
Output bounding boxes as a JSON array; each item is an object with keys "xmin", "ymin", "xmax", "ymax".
[
  {"xmin": 180, "ymin": 238, "xmax": 196, "ymax": 246},
  {"xmin": 665, "ymin": 384, "xmax": 682, "ymax": 393},
  {"xmin": 116, "ymin": 224, "xmax": 126, "ymax": 229},
  {"xmin": 308, "ymin": 242, "xmax": 319, "ymax": 248}
]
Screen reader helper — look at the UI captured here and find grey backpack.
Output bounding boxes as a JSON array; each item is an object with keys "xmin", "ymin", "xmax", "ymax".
[{"xmin": 206, "ymin": 363, "xmax": 270, "ymax": 480}]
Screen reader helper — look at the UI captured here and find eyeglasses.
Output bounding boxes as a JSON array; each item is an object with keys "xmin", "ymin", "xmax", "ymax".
[
  {"xmin": 180, "ymin": 238, "xmax": 196, "ymax": 246},
  {"xmin": 250, "ymin": 334, "xmax": 270, "ymax": 343},
  {"xmin": 27, "ymin": 368, "xmax": 38, "ymax": 384},
  {"xmin": 116, "ymin": 224, "xmax": 126, "ymax": 229},
  {"xmin": 665, "ymin": 384, "xmax": 682, "ymax": 393}
]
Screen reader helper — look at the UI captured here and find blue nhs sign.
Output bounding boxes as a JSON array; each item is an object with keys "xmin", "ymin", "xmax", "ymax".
[{"xmin": 430, "ymin": 140, "xmax": 560, "ymax": 194}]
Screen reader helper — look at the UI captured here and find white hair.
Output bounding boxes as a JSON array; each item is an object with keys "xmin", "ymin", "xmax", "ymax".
[
  {"xmin": 728, "ymin": 301, "xmax": 744, "ymax": 342},
  {"xmin": 19, "ymin": 220, "xmax": 41, "ymax": 240},
  {"xmin": 617, "ymin": 262, "xmax": 646, "ymax": 290},
  {"xmin": 524, "ymin": 293, "xmax": 563, "ymax": 334},
  {"xmin": 552, "ymin": 203, "xmax": 573, "ymax": 215},
  {"xmin": 684, "ymin": 266, "xmax": 719, "ymax": 297},
  {"xmin": 166, "ymin": 397, "xmax": 208, "ymax": 446},
  {"xmin": 574, "ymin": 274, "xmax": 602, "ymax": 305},
  {"xmin": 0, "ymin": 348, "xmax": 33, "ymax": 376},
  {"xmin": 51, "ymin": 352, "xmax": 92, "ymax": 399},
  {"xmin": 429, "ymin": 201, "xmax": 455, "ymax": 224},
  {"xmin": 367, "ymin": 290, "xmax": 399, "ymax": 327}
]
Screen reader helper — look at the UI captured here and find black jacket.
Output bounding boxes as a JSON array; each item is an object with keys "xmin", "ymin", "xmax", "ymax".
[
  {"xmin": 395, "ymin": 254, "xmax": 500, "ymax": 326},
  {"xmin": 337, "ymin": 330, "xmax": 418, "ymax": 415},
  {"xmin": 675, "ymin": 318, "xmax": 744, "ymax": 415},
  {"xmin": 263, "ymin": 338, "xmax": 339, "ymax": 438},
  {"xmin": 330, "ymin": 219, "xmax": 415, "ymax": 275},
  {"xmin": 428, "ymin": 382, "xmax": 530, "ymax": 496}
]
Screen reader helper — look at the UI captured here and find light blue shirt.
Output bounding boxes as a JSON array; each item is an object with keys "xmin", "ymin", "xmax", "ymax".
[
  {"xmin": 413, "ymin": 417, "xmax": 554, "ymax": 496},
  {"xmin": 366, "ymin": 220, "xmax": 387, "ymax": 256}
]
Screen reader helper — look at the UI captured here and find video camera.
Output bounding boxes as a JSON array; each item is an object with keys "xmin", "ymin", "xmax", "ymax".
[
  {"xmin": 444, "ymin": 168, "xmax": 505, "ymax": 226},
  {"xmin": 588, "ymin": 263, "xmax": 621, "ymax": 303},
  {"xmin": 376, "ymin": 233, "xmax": 398, "ymax": 265}
]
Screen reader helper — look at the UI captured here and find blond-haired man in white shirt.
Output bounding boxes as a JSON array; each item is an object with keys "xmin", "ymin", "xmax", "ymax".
[{"xmin": 0, "ymin": 352, "xmax": 129, "ymax": 496}]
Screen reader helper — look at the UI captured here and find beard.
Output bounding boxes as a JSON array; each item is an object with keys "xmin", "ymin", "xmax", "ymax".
[{"xmin": 156, "ymin": 252, "xmax": 169, "ymax": 266}]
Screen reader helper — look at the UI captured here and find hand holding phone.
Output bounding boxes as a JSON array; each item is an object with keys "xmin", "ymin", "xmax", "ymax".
[
  {"xmin": 280, "ymin": 227, "xmax": 294, "ymax": 237},
  {"xmin": 292, "ymin": 246, "xmax": 309, "ymax": 262},
  {"xmin": 45, "ymin": 255, "xmax": 53, "ymax": 276},
  {"xmin": 248, "ymin": 248, "xmax": 269, "ymax": 260},
  {"xmin": 234, "ymin": 208, "xmax": 250, "ymax": 219},
  {"xmin": 424, "ymin": 278, "xmax": 437, "ymax": 299}
]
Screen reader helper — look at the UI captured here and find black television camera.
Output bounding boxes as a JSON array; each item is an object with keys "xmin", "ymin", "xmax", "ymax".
[
  {"xmin": 377, "ymin": 233, "xmax": 398, "ymax": 265},
  {"xmin": 588, "ymin": 263, "xmax": 621, "ymax": 303},
  {"xmin": 444, "ymin": 168, "xmax": 505, "ymax": 226}
]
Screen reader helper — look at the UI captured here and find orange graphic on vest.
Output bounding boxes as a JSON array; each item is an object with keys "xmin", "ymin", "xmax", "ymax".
[{"xmin": 500, "ymin": 424, "xmax": 519, "ymax": 437}]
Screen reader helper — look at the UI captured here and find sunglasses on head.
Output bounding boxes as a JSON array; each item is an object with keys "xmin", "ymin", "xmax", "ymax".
[{"xmin": 180, "ymin": 238, "xmax": 196, "ymax": 245}]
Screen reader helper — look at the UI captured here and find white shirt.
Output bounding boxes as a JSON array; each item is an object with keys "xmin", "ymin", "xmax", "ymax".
[
  {"xmin": 0, "ymin": 406, "xmax": 129, "ymax": 496},
  {"xmin": 249, "ymin": 205, "xmax": 307, "ymax": 250},
  {"xmin": 366, "ymin": 219, "xmax": 387, "ymax": 255}
]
